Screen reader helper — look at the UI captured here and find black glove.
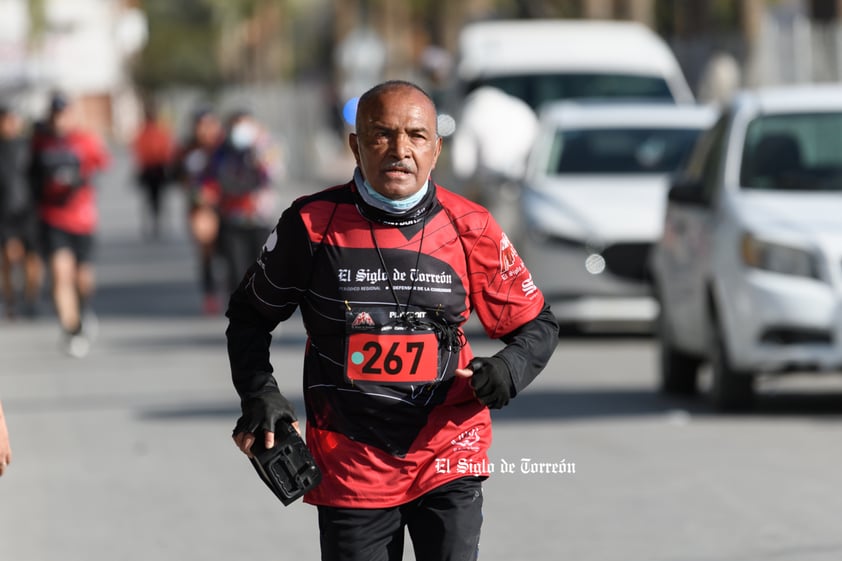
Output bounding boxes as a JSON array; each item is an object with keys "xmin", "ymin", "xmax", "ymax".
[
  {"xmin": 466, "ymin": 356, "xmax": 512, "ymax": 409},
  {"xmin": 233, "ymin": 391, "xmax": 297, "ymax": 439}
]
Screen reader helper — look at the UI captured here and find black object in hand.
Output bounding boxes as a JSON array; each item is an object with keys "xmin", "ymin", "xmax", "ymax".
[{"xmin": 249, "ymin": 421, "xmax": 322, "ymax": 506}]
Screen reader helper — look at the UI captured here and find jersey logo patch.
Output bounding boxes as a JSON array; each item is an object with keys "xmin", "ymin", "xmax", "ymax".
[
  {"xmin": 451, "ymin": 427, "xmax": 481, "ymax": 452},
  {"xmin": 500, "ymin": 233, "xmax": 519, "ymax": 273},
  {"xmin": 263, "ymin": 228, "xmax": 278, "ymax": 253},
  {"xmin": 522, "ymin": 274, "xmax": 538, "ymax": 298},
  {"xmin": 351, "ymin": 311, "xmax": 375, "ymax": 328}
]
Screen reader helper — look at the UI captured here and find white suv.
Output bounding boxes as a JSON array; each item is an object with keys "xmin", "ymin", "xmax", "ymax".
[{"xmin": 651, "ymin": 84, "xmax": 842, "ymax": 410}]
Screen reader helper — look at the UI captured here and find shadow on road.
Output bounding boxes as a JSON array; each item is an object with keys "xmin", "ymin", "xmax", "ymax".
[
  {"xmin": 132, "ymin": 388, "xmax": 842, "ymax": 424},
  {"xmin": 104, "ymin": 331, "xmax": 309, "ymax": 350},
  {"xmin": 490, "ymin": 388, "xmax": 842, "ymax": 422},
  {"xmin": 87, "ymin": 236, "xmax": 211, "ymax": 318},
  {"xmin": 8, "ymin": 382, "xmax": 841, "ymax": 422},
  {"xmin": 138, "ymin": 397, "xmax": 306, "ymax": 423},
  {"xmin": 95, "ymin": 279, "xmax": 204, "ymax": 318}
]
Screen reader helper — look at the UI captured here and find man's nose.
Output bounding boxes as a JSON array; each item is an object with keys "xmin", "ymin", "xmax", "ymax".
[{"xmin": 391, "ymin": 132, "xmax": 411, "ymax": 158}]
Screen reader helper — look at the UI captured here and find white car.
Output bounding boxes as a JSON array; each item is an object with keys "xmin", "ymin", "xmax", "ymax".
[
  {"xmin": 516, "ymin": 102, "xmax": 716, "ymax": 331},
  {"xmin": 651, "ymin": 83, "xmax": 842, "ymax": 410},
  {"xmin": 446, "ymin": 18, "xmax": 696, "ymax": 204},
  {"xmin": 455, "ymin": 19, "xmax": 695, "ymax": 108}
]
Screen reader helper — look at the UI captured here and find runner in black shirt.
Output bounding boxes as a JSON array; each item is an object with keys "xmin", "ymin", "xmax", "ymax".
[{"xmin": 0, "ymin": 105, "xmax": 42, "ymax": 319}]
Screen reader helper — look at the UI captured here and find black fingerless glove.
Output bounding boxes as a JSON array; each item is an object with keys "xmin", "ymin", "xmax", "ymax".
[
  {"xmin": 466, "ymin": 356, "xmax": 513, "ymax": 409},
  {"xmin": 233, "ymin": 391, "xmax": 297, "ymax": 438}
]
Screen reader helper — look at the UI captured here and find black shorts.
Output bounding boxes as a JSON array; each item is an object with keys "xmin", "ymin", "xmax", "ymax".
[
  {"xmin": 0, "ymin": 211, "xmax": 39, "ymax": 250},
  {"xmin": 40, "ymin": 223, "xmax": 94, "ymax": 264},
  {"xmin": 317, "ymin": 477, "xmax": 483, "ymax": 561},
  {"xmin": 137, "ymin": 164, "xmax": 169, "ymax": 190}
]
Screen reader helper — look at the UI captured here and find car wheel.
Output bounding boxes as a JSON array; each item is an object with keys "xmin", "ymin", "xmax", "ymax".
[
  {"xmin": 709, "ymin": 318, "xmax": 754, "ymax": 411},
  {"xmin": 657, "ymin": 309, "xmax": 700, "ymax": 395}
]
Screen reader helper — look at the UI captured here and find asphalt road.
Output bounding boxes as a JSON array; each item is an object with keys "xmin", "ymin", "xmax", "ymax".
[{"xmin": 3, "ymin": 145, "xmax": 842, "ymax": 561}]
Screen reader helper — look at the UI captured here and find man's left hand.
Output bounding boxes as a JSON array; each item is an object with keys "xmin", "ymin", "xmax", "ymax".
[{"xmin": 455, "ymin": 356, "xmax": 512, "ymax": 409}]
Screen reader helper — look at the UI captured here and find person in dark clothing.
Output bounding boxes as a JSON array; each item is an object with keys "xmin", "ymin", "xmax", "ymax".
[
  {"xmin": 172, "ymin": 106, "xmax": 224, "ymax": 314},
  {"xmin": 226, "ymin": 80, "xmax": 559, "ymax": 561},
  {"xmin": 131, "ymin": 101, "xmax": 174, "ymax": 240},
  {"xmin": 203, "ymin": 110, "xmax": 279, "ymax": 295},
  {"xmin": 0, "ymin": 105, "xmax": 42, "ymax": 319}
]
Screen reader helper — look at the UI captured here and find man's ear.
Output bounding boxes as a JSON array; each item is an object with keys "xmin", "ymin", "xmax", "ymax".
[
  {"xmin": 431, "ymin": 136, "xmax": 443, "ymax": 169},
  {"xmin": 349, "ymin": 132, "xmax": 360, "ymax": 165}
]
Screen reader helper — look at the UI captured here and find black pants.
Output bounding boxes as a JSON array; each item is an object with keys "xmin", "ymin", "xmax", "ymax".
[
  {"xmin": 218, "ymin": 221, "xmax": 270, "ymax": 292},
  {"xmin": 318, "ymin": 477, "xmax": 483, "ymax": 561},
  {"xmin": 137, "ymin": 165, "xmax": 169, "ymax": 235}
]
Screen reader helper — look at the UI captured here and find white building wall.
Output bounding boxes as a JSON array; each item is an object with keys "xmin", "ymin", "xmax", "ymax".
[
  {"xmin": 0, "ymin": 0, "xmax": 29, "ymax": 91},
  {"xmin": 40, "ymin": 0, "xmax": 123, "ymax": 94},
  {"xmin": 0, "ymin": 0, "xmax": 146, "ymax": 137}
]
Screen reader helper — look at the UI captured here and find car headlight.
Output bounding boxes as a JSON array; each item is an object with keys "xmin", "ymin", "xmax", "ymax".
[
  {"xmin": 521, "ymin": 188, "xmax": 589, "ymax": 243},
  {"xmin": 740, "ymin": 233, "xmax": 821, "ymax": 279}
]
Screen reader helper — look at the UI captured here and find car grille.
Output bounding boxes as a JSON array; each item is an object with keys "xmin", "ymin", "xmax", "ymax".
[
  {"xmin": 759, "ymin": 327, "xmax": 833, "ymax": 345},
  {"xmin": 601, "ymin": 242, "xmax": 653, "ymax": 282}
]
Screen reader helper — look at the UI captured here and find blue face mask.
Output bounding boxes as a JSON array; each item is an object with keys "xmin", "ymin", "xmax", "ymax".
[{"xmin": 354, "ymin": 168, "xmax": 429, "ymax": 214}]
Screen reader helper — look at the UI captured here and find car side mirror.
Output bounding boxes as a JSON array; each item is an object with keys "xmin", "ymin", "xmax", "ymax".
[{"xmin": 667, "ymin": 177, "xmax": 707, "ymax": 206}]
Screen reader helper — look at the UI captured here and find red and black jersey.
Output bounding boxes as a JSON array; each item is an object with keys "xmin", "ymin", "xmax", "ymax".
[
  {"xmin": 227, "ymin": 178, "xmax": 554, "ymax": 508},
  {"xmin": 30, "ymin": 128, "xmax": 109, "ymax": 234},
  {"xmin": 202, "ymin": 142, "xmax": 273, "ymax": 224}
]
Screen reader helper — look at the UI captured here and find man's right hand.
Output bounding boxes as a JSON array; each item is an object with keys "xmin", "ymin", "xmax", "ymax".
[{"xmin": 232, "ymin": 391, "xmax": 296, "ymax": 458}]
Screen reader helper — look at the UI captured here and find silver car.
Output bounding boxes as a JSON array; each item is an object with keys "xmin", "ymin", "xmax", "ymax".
[{"xmin": 516, "ymin": 102, "xmax": 716, "ymax": 331}]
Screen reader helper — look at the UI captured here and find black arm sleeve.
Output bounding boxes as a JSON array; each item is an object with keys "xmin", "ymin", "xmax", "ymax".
[
  {"xmin": 226, "ymin": 284, "xmax": 281, "ymax": 399},
  {"xmin": 493, "ymin": 304, "xmax": 559, "ymax": 397},
  {"xmin": 225, "ymin": 206, "xmax": 314, "ymax": 399}
]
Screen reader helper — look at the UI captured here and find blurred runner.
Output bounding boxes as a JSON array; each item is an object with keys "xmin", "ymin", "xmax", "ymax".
[
  {"xmin": 29, "ymin": 93, "xmax": 110, "ymax": 357},
  {"xmin": 0, "ymin": 397, "xmax": 10, "ymax": 476},
  {"xmin": 450, "ymin": 86, "xmax": 538, "ymax": 205},
  {"xmin": 203, "ymin": 110, "xmax": 280, "ymax": 295},
  {"xmin": 0, "ymin": 104, "xmax": 42, "ymax": 319},
  {"xmin": 172, "ymin": 106, "xmax": 224, "ymax": 314},
  {"xmin": 132, "ymin": 101, "xmax": 175, "ymax": 240}
]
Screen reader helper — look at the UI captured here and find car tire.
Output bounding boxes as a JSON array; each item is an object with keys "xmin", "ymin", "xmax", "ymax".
[
  {"xmin": 657, "ymin": 310, "xmax": 700, "ymax": 395},
  {"xmin": 709, "ymin": 318, "xmax": 754, "ymax": 411}
]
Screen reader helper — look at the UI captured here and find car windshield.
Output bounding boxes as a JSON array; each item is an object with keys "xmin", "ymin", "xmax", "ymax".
[
  {"xmin": 472, "ymin": 73, "xmax": 675, "ymax": 110},
  {"xmin": 740, "ymin": 112, "xmax": 842, "ymax": 192},
  {"xmin": 547, "ymin": 127, "xmax": 704, "ymax": 175}
]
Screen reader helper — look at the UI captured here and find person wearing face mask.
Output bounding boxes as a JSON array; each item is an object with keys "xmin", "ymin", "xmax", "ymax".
[
  {"xmin": 202, "ymin": 110, "xmax": 279, "ymax": 294},
  {"xmin": 225, "ymin": 81, "xmax": 559, "ymax": 560}
]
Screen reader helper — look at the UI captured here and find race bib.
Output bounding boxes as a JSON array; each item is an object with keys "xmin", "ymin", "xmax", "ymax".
[{"xmin": 346, "ymin": 329, "xmax": 439, "ymax": 383}]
